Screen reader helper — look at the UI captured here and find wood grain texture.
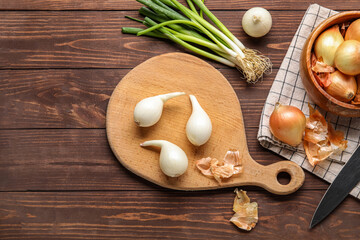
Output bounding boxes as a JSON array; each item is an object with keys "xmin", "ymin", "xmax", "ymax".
[
  {"xmin": 0, "ymin": 191, "xmax": 358, "ymax": 240},
  {"xmin": 0, "ymin": 10, "xmax": 302, "ymax": 69},
  {"xmin": 0, "ymin": 128, "xmax": 329, "ymax": 191},
  {"xmin": 1, "ymin": 0, "xmax": 359, "ymax": 239},
  {"xmin": 0, "ymin": 0, "xmax": 358, "ymax": 10},
  {"xmin": 106, "ymin": 52, "xmax": 304, "ymax": 193},
  {"xmin": 0, "ymin": 68, "xmax": 273, "ymax": 129}
]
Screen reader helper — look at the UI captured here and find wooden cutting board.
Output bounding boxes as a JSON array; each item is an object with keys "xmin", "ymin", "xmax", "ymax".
[{"xmin": 106, "ymin": 52, "xmax": 305, "ymax": 195}]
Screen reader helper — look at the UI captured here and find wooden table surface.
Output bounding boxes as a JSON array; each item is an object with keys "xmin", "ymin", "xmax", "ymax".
[{"xmin": 0, "ymin": 0, "xmax": 359, "ymax": 239}]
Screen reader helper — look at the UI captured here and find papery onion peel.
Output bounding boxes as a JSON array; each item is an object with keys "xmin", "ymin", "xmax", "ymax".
[
  {"xmin": 303, "ymin": 104, "xmax": 347, "ymax": 166},
  {"xmin": 196, "ymin": 150, "xmax": 243, "ymax": 184},
  {"xmin": 340, "ymin": 22, "xmax": 351, "ymax": 38},
  {"xmin": 311, "ymin": 53, "xmax": 333, "ymax": 88},
  {"xmin": 311, "ymin": 55, "xmax": 336, "ymax": 73},
  {"xmin": 351, "ymin": 75, "xmax": 360, "ymax": 105},
  {"xmin": 229, "ymin": 189, "xmax": 258, "ymax": 231}
]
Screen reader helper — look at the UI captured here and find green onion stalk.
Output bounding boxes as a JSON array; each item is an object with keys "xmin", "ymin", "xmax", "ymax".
[{"xmin": 122, "ymin": 0, "xmax": 272, "ymax": 84}]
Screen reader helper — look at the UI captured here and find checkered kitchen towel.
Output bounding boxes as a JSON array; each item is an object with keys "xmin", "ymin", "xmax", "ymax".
[{"xmin": 257, "ymin": 4, "xmax": 360, "ymax": 199}]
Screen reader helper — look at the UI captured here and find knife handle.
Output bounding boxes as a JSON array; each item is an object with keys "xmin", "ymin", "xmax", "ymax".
[{"xmin": 252, "ymin": 160, "xmax": 305, "ymax": 195}]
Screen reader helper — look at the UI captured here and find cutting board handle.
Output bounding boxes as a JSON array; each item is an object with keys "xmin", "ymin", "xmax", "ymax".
[{"xmin": 253, "ymin": 160, "xmax": 305, "ymax": 195}]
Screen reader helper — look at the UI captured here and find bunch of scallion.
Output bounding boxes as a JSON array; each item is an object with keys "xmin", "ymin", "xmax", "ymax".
[{"xmin": 122, "ymin": 0, "xmax": 272, "ymax": 84}]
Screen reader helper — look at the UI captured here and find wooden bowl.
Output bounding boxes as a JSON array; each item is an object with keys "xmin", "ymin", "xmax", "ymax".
[{"xmin": 300, "ymin": 11, "xmax": 360, "ymax": 117}]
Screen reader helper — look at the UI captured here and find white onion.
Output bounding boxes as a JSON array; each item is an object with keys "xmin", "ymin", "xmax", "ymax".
[{"xmin": 242, "ymin": 7, "xmax": 272, "ymax": 38}]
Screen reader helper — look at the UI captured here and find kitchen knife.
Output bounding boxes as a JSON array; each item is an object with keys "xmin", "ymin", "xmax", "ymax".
[{"xmin": 309, "ymin": 146, "xmax": 360, "ymax": 229}]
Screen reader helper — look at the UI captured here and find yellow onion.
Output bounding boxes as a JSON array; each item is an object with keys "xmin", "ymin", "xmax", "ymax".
[
  {"xmin": 269, "ymin": 103, "xmax": 306, "ymax": 146},
  {"xmin": 324, "ymin": 70, "xmax": 357, "ymax": 102},
  {"xmin": 345, "ymin": 19, "xmax": 360, "ymax": 41},
  {"xmin": 334, "ymin": 40, "xmax": 360, "ymax": 76},
  {"xmin": 314, "ymin": 25, "xmax": 344, "ymax": 67}
]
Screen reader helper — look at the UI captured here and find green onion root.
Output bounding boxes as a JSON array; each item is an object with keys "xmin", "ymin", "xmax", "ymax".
[{"xmin": 236, "ymin": 48, "xmax": 272, "ymax": 84}]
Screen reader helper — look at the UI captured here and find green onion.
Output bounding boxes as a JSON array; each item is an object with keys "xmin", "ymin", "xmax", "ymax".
[
  {"xmin": 199, "ymin": 0, "xmax": 204, "ymax": 18},
  {"xmin": 139, "ymin": 7, "xmax": 209, "ymax": 41},
  {"xmin": 191, "ymin": 0, "xmax": 245, "ymax": 49},
  {"xmin": 122, "ymin": 0, "xmax": 272, "ymax": 83},
  {"xmin": 186, "ymin": 0, "xmax": 198, "ymax": 15},
  {"xmin": 137, "ymin": 0, "xmax": 187, "ymax": 21},
  {"xmin": 145, "ymin": 17, "xmax": 235, "ymax": 67},
  {"xmin": 138, "ymin": 19, "xmax": 237, "ymax": 57},
  {"xmin": 168, "ymin": 0, "xmax": 244, "ymax": 57},
  {"xmin": 122, "ymin": 27, "xmax": 166, "ymax": 38}
]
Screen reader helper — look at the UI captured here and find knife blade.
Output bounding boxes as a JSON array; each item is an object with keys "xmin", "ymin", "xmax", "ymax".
[{"xmin": 309, "ymin": 145, "xmax": 360, "ymax": 229}]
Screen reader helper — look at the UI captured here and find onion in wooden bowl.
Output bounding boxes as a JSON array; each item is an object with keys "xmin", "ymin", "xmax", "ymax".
[{"xmin": 300, "ymin": 11, "xmax": 360, "ymax": 117}]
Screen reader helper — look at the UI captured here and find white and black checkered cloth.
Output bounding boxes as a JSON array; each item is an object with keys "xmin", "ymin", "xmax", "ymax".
[{"xmin": 257, "ymin": 4, "xmax": 360, "ymax": 199}]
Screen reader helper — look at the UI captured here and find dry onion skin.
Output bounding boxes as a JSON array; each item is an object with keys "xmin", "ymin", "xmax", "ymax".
[
  {"xmin": 340, "ymin": 22, "xmax": 351, "ymax": 37},
  {"xmin": 311, "ymin": 55, "xmax": 335, "ymax": 74},
  {"xmin": 303, "ymin": 104, "xmax": 347, "ymax": 166},
  {"xmin": 229, "ymin": 189, "xmax": 258, "ymax": 231},
  {"xmin": 195, "ymin": 150, "xmax": 243, "ymax": 184},
  {"xmin": 311, "ymin": 53, "xmax": 334, "ymax": 88},
  {"xmin": 351, "ymin": 75, "xmax": 360, "ymax": 105}
]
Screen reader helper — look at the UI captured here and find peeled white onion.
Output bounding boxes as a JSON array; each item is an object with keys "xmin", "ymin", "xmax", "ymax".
[
  {"xmin": 140, "ymin": 140, "xmax": 188, "ymax": 177},
  {"xmin": 186, "ymin": 95, "xmax": 212, "ymax": 146},
  {"xmin": 314, "ymin": 25, "xmax": 344, "ymax": 67},
  {"xmin": 242, "ymin": 7, "xmax": 272, "ymax": 38},
  {"xmin": 133, "ymin": 92, "xmax": 185, "ymax": 127},
  {"xmin": 334, "ymin": 40, "xmax": 360, "ymax": 76}
]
